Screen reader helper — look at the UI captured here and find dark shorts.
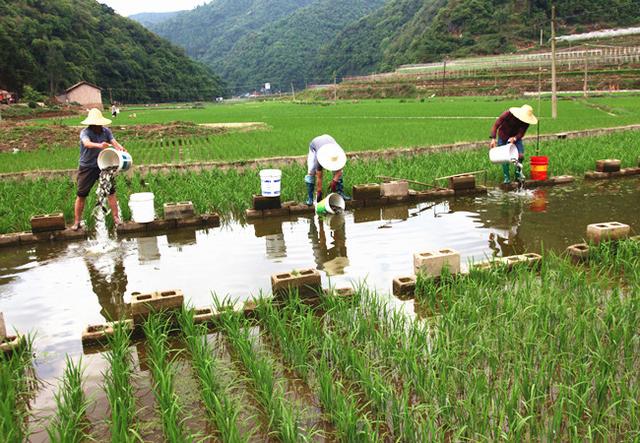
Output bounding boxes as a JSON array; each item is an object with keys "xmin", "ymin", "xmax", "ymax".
[{"xmin": 77, "ymin": 166, "xmax": 116, "ymax": 198}]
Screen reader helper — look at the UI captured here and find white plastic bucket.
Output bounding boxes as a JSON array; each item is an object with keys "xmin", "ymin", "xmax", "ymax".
[
  {"xmin": 489, "ymin": 144, "xmax": 519, "ymax": 164},
  {"xmin": 259, "ymin": 169, "xmax": 282, "ymax": 197},
  {"xmin": 128, "ymin": 192, "xmax": 155, "ymax": 223},
  {"xmin": 98, "ymin": 148, "xmax": 133, "ymax": 171}
]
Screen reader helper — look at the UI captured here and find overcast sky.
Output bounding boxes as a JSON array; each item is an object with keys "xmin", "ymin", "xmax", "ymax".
[{"xmin": 100, "ymin": 0, "xmax": 209, "ymax": 16}]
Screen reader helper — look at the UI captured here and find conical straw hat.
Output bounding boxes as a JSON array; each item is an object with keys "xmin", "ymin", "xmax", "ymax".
[
  {"xmin": 81, "ymin": 108, "xmax": 112, "ymax": 126},
  {"xmin": 317, "ymin": 143, "xmax": 347, "ymax": 171},
  {"xmin": 509, "ymin": 104, "xmax": 538, "ymax": 125}
]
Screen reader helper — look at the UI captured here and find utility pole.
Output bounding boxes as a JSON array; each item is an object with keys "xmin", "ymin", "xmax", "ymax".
[
  {"xmin": 441, "ymin": 59, "xmax": 447, "ymax": 96},
  {"xmin": 551, "ymin": 4, "xmax": 558, "ymax": 119},
  {"xmin": 334, "ymin": 74, "xmax": 337, "ymax": 102},
  {"xmin": 540, "ymin": 29, "xmax": 543, "ymax": 46},
  {"xmin": 291, "ymin": 83, "xmax": 296, "ymax": 101},
  {"xmin": 583, "ymin": 54, "xmax": 588, "ymax": 98}
]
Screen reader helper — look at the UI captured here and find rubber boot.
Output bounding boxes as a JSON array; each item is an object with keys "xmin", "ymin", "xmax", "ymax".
[
  {"xmin": 502, "ymin": 163, "xmax": 511, "ymax": 184},
  {"xmin": 335, "ymin": 177, "xmax": 351, "ymax": 201},
  {"xmin": 305, "ymin": 175, "xmax": 315, "ymax": 206}
]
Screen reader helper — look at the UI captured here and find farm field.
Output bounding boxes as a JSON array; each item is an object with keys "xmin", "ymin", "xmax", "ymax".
[
  {"xmin": 2, "ymin": 95, "xmax": 640, "ymax": 173},
  {"xmin": 4, "ymin": 239, "xmax": 640, "ymax": 441},
  {"xmin": 1, "ymin": 130, "xmax": 639, "ymax": 234}
]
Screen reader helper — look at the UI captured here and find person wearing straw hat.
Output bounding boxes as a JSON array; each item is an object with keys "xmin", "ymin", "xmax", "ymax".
[
  {"xmin": 305, "ymin": 134, "xmax": 350, "ymax": 206},
  {"xmin": 71, "ymin": 108, "xmax": 126, "ymax": 230},
  {"xmin": 489, "ymin": 104, "xmax": 538, "ymax": 184}
]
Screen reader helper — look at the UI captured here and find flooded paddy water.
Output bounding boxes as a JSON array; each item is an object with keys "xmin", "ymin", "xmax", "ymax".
[{"xmin": 1, "ymin": 177, "xmax": 638, "ymax": 440}]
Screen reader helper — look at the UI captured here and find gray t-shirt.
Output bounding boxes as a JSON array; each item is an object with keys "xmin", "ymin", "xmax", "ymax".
[
  {"xmin": 79, "ymin": 127, "xmax": 114, "ymax": 168},
  {"xmin": 308, "ymin": 134, "xmax": 336, "ymax": 173}
]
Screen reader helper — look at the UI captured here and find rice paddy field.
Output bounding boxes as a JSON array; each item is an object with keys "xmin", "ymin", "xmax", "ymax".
[
  {"xmin": 1, "ymin": 95, "xmax": 640, "ymax": 173},
  {"xmin": 2, "ymin": 238, "xmax": 639, "ymax": 441}
]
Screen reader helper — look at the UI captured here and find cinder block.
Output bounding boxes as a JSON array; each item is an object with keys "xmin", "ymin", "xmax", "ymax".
[
  {"xmin": 1, "ymin": 335, "xmax": 25, "ymax": 357},
  {"xmin": 176, "ymin": 216, "xmax": 204, "ymax": 228},
  {"xmin": 245, "ymin": 209, "xmax": 263, "ymax": 220},
  {"xmin": 147, "ymin": 218, "xmax": 177, "ymax": 231},
  {"xmin": 193, "ymin": 307, "xmax": 215, "ymax": 326},
  {"xmin": 585, "ymin": 171, "xmax": 611, "ymax": 180},
  {"xmin": 201, "ymin": 213, "xmax": 221, "ymax": 227},
  {"xmin": 392, "ymin": 276, "xmax": 416, "ymax": 298},
  {"xmin": 345, "ymin": 199, "xmax": 364, "ymax": 209},
  {"xmin": 366, "ymin": 196, "xmax": 389, "ymax": 206},
  {"xmin": 262, "ymin": 207, "xmax": 290, "ymax": 218},
  {"xmin": 381, "ymin": 181, "xmax": 409, "ymax": 198},
  {"xmin": 621, "ymin": 167, "xmax": 640, "ymax": 176},
  {"xmin": 271, "ymin": 269, "xmax": 322, "ymax": 298},
  {"xmin": 0, "ymin": 233, "xmax": 20, "ymax": 248},
  {"xmin": 57, "ymin": 228, "xmax": 87, "ymax": 241},
  {"xmin": 413, "ymin": 249, "xmax": 461, "ymax": 277},
  {"xmin": 352, "ymin": 183, "xmax": 381, "ymax": 201},
  {"xmin": 253, "ymin": 195, "xmax": 281, "ymax": 210},
  {"xmin": 130, "ymin": 290, "xmax": 185, "ymax": 324},
  {"xmin": 30, "ymin": 212, "xmax": 66, "ymax": 233},
  {"xmin": 471, "ymin": 261, "xmax": 494, "ymax": 271},
  {"xmin": 81, "ymin": 320, "xmax": 134, "ymax": 347},
  {"xmin": 566, "ymin": 243, "xmax": 590, "ymax": 261},
  {"xmin": 556, "ymin": 132, "xmax": 568, "ymax": 139},
  {"xmin": 243, "ymin": 300, "xmax": 259, "ymax": 320},
  {"xmin": 289, "ymin": 204, "xmax": 315, "ymax": 215},
  {"xmin": 596, "ymin": 159, "xmax": 621, "ymax": 173},
  {"xmin": 18, "ymin": 231, "xmax": 54, "ymax": 244},
  {"xmin": 500, "ymin": 253, "xmax": 542, "ymax": 269},
  {"xmin": 163, "ymin": 201, "xmax": 195, "ymax": 220},
  {"xmin": 587, "ymin": 222, "xmax": 630, "ymax": 244},
  {"xmin": 630, "ymin": 235, "xmax": 640, "ymax": 243},
  {"xmin": 551, "ymin": 175, "xmax": 574, "ymax": 184},
  {"xmin": 449, "ymin": 175, "xmax": 476, "ymax": 191},
  {"xmin": 434, "ymin": 189, "xmax": 455, "ymax": 197},
  {"xmin": 116, "ymin": 222, "xmax": 147, "ymax": 234}
]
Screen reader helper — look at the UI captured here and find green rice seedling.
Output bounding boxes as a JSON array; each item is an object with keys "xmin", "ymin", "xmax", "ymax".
[
  {"xmin": 215, "ymin": 304, "xmax": 305, "ymax": 443},
  {"xmin": 178, "ymin": 307, "xmax": 245, "ymax": 443},
  {"xmin": 0, "ymin": 335, "xmax": 35, "ymax": 442},
  {"xmin": 142, "ymin": 314, "xmax": 192, "ymax": 443},
  {"xmin": 103, "ymin": 321, "xmax": 138, "ymax": 442},
  {"xmin": 47, "ymin": 357, "xmax": 90, "ymax": 443}
]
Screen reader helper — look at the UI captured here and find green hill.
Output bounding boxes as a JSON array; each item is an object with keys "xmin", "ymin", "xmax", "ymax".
[
  {"xmin": 129, "ymin": 11, "xmax": 185, "ymax": 27},
  {"xmin": 0, "ymin": 0, "xmax": 225, "ymax": 102},
  {"xmin": 316, "ymin": 0, "xmax": 640, "ymax": 78}
]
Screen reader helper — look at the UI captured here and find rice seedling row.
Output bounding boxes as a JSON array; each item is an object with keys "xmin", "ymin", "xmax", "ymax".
[
  {"xmin": 0, "ymin": 336, "xmax": 35, "ymax": 442},
  {"xmin": 46, "ymin": 357, "xmax": 90, "ymax": 443},
  {"xmin": 1, "ymin": 130, "xmax": 639, "ymax": 234}
]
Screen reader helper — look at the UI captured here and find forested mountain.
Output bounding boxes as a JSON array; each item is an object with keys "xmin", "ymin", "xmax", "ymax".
[
  {"xmin": 149, "ymin": 0, "xmax": 384, "ymax": 91},
  {"xmin": 316, "ymin": 0, "xmax": 640, "ymax": 78},
  {"xmin": 129, "ymin": 11, "xmax": 185, "ymax": 27},
  {"xmin": 0, "ymin": 0, "xmax": 225, "ymax": 102}
]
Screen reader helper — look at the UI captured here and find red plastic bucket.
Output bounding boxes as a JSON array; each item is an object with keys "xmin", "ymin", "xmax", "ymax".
[{"xmin": 530, "ymin": 156, "xmax": 549, "ymax": 181}]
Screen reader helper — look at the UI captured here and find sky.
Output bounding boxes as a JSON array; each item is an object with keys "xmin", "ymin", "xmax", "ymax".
[{"xmin": 100, "ymin": 0, "xmax": 209, "ymax": 16}]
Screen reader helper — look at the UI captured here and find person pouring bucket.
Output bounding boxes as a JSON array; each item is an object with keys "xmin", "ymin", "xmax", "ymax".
[
  {"xmin": 305, "ymin": 134, "xmax": 351, "ymax": 206},
  {"xmin": 489, "ymin": 104, "xmax": 538, "ymax": 184}
]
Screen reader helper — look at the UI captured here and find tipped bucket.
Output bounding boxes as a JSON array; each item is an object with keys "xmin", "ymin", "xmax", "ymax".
[
  {"xmin": 489, "ymin": 144, "xmax": 519, "ymax": 164},
  {"xmin": 98, "ymin": 148, "xmax": 133, "ymax": 172},
  {"xmin": 316, "ymin": 193, "xmax": 345, "ymax": 215}
]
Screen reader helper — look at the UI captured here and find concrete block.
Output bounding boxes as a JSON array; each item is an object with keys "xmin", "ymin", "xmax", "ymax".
[
  {"xmin": 271, "ymin": 269, "xmax": 322, "ymax": 298},
  {"xmin": 245, "ymin": 209, "xmax": 263, "ymax": 220},
  {"xmin": 381, "ymin": 181, "xmax": 409, "ymax": 198},
  {"xmin": 434, "ymin": 189, "xmax": 455, "ymax": 198},
  {"xmin": 352, "ymin": 183, "xmax": 381, "ymax": 201},
  {"xmin": 382, "ymin": 205, "xmax": 409, "ymax": 220},
  {"xmin": 556, "ymin": 132, "xmax": 568, "ymax": 139},
  {"xmin": 366, "ymin": 196, "xmax": 389, "ymax": 206},
  {"xmin": 262, "ymin": 207, "xmax": 291, "ymax": 218},
  {"xmin": 147, "ymin": 219, "xmax": 177, "ymax": 231},
  {"xmin": 176, "ymin": 216, "xmax": 204, "ymax": 228},
  {"xmin": 253, "ymin": 195, "xmax": 281, "ymax": 210},
  {"xmin": 345, "ymin": 199, "xmax": 364, "ymax": 209},
  {"xmin": 500, "ymin": 253, "xmax": 542, "ymax": 269},
  {"xmin": 353, "ymin": 206, "xmax": 381, "ymax": 223},
  {"xmin": 193, "ymin": 307, "xmax": 215, "ymax": 325},
  {"xmin": 629, "ymin": 235, "xmax": 640, "ymax": 243},
  {"xmin": 413, "ymin": 249, "xmax": 461, "ymax": 277},
  {"xmin": 0, "ymin": 335, "xmax": 25, "ymax": 357},
  {"xmin": 243, "ymin": 300, "xmax": 259, "ymax": 320},
  {"xmin": 130, "ymin": 289, "xmax": 185, "ymax": 324},
  {"xmin": 449, "ymin": 175, "xmax": 476, "ymax": 191},
  {"xmin": 471, "ymin": 261, "xmax": 494, "ymax": 272},
  {"xmin": 30, "ymin": 213, "xmax": 66, "ymax": 233},
  {"xmin": 455, "ymin": 186, "xmax": 487, "ymax": 196},
  {"xmin": 18, "ymin": 231, "xmax": 47, "ymax": 244},
  {"xmin": 163, "ymin": 201, "xmax": 195, "ymax": 220},
  {"xmin": 566, "ymin": 243, "xmax": 590, "ymax": 261},
  {"xmin": 81, "ymin": 320, "xmax": 134, "ymax": 347},
  {"xmin": 621, "ymin": 167, "xmax": 640, "ymax": 176},
  {"xmin": 201, "ymin": 213, "xmax": 221, "ymax": 227},
  {"xmin": 117, "ymin": 222, "xmax": 147, "ymax": 235},
  {"xmin": 587, "ymin": 222, "xmax": 630, "ymax": 244},
  {"xmin": 392, "ymin": 276, "xmax": 416, "ymax": 299},
  {"xmin": 57, "ymin": 228, "xmax": 87, "ymax": 241},
  {"xmin": 596, "ymin": 159, "xmax": 621, "ymax": 173},
  {"xmin": 289, "ymin": 204, "xmax": 315, "ymax": 215},
  {"xmin": 585, "ymin": 171, "xmax": 611, "ymax": 180},
  {"xmin": 551, "ymin": 175, "xmax": 575, "ymax": 184},
  {"xmin": 0, "ymin": 233, "xmax": 20, "ymax": 248}
]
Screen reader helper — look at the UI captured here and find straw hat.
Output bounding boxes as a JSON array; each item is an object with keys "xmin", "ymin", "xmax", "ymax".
[
  {"xmin": 81, "ymin": 108, "xmax": 112, "ymax": 126},
  {"xmin": 509, "ymin": 104, "xmax": 538, "ymax": 125},
  {"xmin": 317, "ymin": 143, "xmax": 347, "ymax": 171}
]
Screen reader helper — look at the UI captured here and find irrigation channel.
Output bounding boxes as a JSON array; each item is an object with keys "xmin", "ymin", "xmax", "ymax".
[{"xmin": 1, "ymin": 177, "xmax": 639, "ymax": 441}]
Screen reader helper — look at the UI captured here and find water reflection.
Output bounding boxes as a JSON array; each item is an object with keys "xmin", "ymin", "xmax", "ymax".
[
  {"xmin": 84, "ymin": 253, "xmax": 128, "ymax": 321},
  {"xmin": 136, "ymin": 236, "xmax": 161, "ymax": 263},
  {"xmin": 309, "ymin": 215, "xmax": 349, "ymax": 275}
]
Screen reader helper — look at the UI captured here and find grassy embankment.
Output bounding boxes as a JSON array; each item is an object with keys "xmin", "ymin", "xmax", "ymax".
[
  {"xmin": 0, "ymin": 129, "xmax": 638, "ymax": 234},
  {"xmin": 7, "ymin": 239, "xmax": 640, "ymax": 440},
  {"xmin": 1, "ymin": 95, "xmax": 640, "ymax": 173}
]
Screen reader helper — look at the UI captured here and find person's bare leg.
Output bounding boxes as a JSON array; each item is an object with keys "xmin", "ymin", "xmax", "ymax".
[
  {"xmin": 74, "ymin": 196, "xmax": 86, "ymax": 229},
  {"xmin": 108, "ymin": 194, "xmax": 121, "ymax": 224}
]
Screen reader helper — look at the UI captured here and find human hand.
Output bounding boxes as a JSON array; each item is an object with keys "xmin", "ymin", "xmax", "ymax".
[
  {"xmin": 489, "ymin": 139, "xmax": 496, "ymax": 149},
  {"xmin": 100, "ymin": 142, "xmax": 110, "ymax": 149},
  {"xmin": 115, "ymin": 145, "xmax": 125, "ymax": 152},
  {"xmin": 508, "ymin": 137, "xmax": 517, "ymax": 144},
  {"xmin": 330, "ymin": 179, "xmax": 338, "ymax": 192}
]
